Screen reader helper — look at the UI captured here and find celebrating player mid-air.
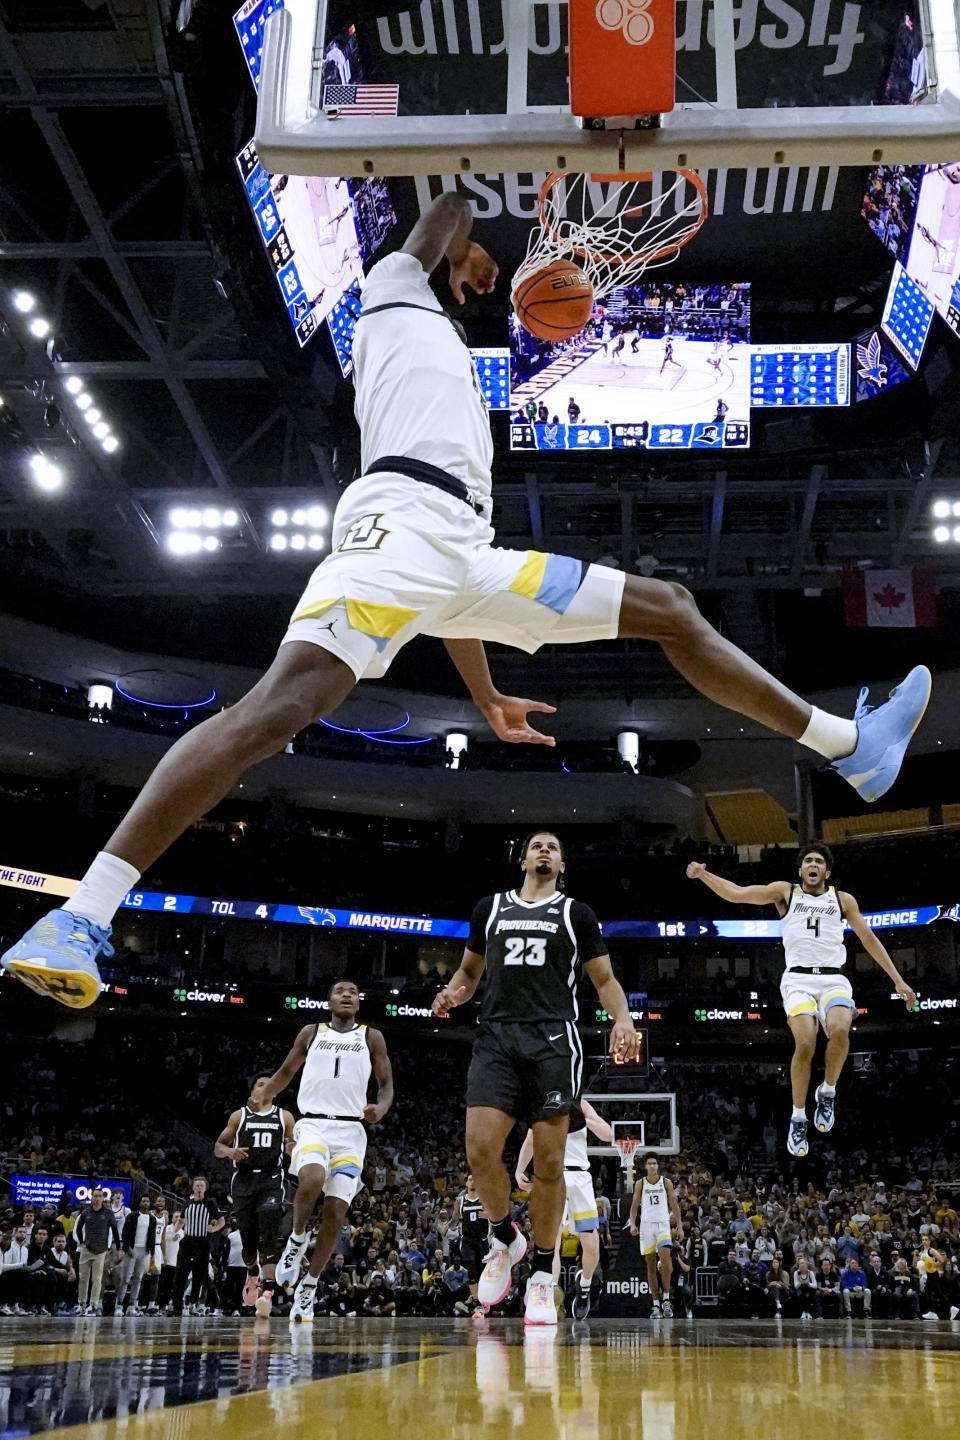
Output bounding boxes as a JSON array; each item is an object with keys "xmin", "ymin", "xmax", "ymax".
[
  {"xmin": 3, "ymin": 193, "xmax": 930, "ymax": 1009},
  {"xmin": 432, "ymin": 830, "xmax": 637, "ymax": 1327},
  {"xmin": 687, "ymin": 845, "xmax": 917, "ymax": 1157}
]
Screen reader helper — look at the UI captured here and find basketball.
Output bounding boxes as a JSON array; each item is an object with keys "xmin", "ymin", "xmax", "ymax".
[{"xmin": 512, "ymin": 258, "xmax": 594, "ymax": 341}]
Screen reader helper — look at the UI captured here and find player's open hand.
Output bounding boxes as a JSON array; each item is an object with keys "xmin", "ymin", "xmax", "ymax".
[
  {"xmin": 896, "ymin": 981, "xmax": 918, "ymax": 1012},
  {"xmin": 230, "ymin": 1146, "xmax": 249, "ymax": 1162},
  {"xmin": 432, "ymin": 984, "xmax": 467, "ymax": 1017},
  {"xmin": 610, "ymin": 1022, "xmax": 640, "ymax": 1063},
  {"xmin": 686, "ymin": 861, "xmax": 706, "ymax": 880},
  {"xmin": 449, "ymin": 242, "xmax": 498, "ymax": 304},
  {"xmin": 480, "ymin": 693, "xmax": 557, "ymax": 746},
  {"xmin": 515, "ymin": 1170, "xmax": 532, "ymax": 1190}
]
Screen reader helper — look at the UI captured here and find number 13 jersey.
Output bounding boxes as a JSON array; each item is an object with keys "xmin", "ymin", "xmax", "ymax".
[
  {"xmin": 781, "ymin": 885, "xmax": 846, "ymax": 971},
  {"xmin": 467, "ymin": 889, "xmax": 607, "ymax": 1024},
  {"xmin": 297, "ymin": 1023, "xmax": 372, "ymax": 1118}
]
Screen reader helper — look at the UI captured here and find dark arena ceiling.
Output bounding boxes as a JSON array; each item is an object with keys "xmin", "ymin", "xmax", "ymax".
[{"xmin": 1, "ymin": 0, "xmax": 959, "ymax": 704}]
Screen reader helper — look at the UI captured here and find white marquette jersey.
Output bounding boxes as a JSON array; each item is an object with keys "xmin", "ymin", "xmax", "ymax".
[
  {"xmin": 565, "ymin": 1125, "xmax": 589, "ymax": 1171},
  {"xmin": 781, "ymin": 885, "xmax": 846, "ymax": 971},
  {"xmin": 297, "ymin": 1023, "xmax": 372, "ymax": 1119},
  {"xmin": 640, "ymin": 1176, "xmax": 668, "ymax": 1225},
  {"xmin": 353, "ymin": 252, "xmax": 494, "ymax": 513}
]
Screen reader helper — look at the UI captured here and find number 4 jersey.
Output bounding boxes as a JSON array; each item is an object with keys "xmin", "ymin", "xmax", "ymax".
[
  {"xmin": 467, "ymin": 890, "xmax": 607, "ymax": 1024},
  {"xmin": 781, "ymin": 885, "xmax": 846, "ymax": 971}
]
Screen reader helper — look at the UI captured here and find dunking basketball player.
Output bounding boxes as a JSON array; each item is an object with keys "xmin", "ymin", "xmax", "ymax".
[
  {"xmin": 432, "ymin": 830, "xmax": 637, "ymax": 1327},
  {"xmin": 515, "ymin": 1096, "xmax": 613, "ymax": 1319},
  {"xmin": 628, "ymin": 1153, "xmax": 683, "ymax": 1318},
  {"xmin": 213, "ymin": 1076, "xmax": 295, "ymax": 1318},
  {"xmin": 687, "ymin": 845, "xmax": 917, "ymax": 1157},
  {"xmin": 256, "ymin": 979, "xmax": 393, "ymax": 1324},
  {"xmin": 3, "ymin": 192, "xmax": 930, "ymax": 1009}
]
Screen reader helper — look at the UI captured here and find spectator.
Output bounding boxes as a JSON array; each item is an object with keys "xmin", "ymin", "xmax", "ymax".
[
  {"xmin": 118, "ymin": 1196, "xmax": 158, "ymax": 1315},
  {"xmin": 158, "ymin": 1211, "xmax": 183, "ymax": 1313},
  {"xmin": 865, "ymin": 1252, "xmax": 891, "ymax": 1319},
  {"xmin": 817, "ymin": 1258, "xmax": 842, "ymax": 1319},
  {"xmin": 764, "ymin": 1254, "xmax": 791, "ymax": 1316},
  {"xmin": 442, "ymin": 1252, "xmax": 473, "ymax": 1316},
  {"xmin": 839, "ymin": 1255, "xmax": 871, "ymax": 1316},
  {"xmin": 716, "ymin": 1250, "xmax": 747, "ymax": 1317},
  {"xmin": 889, "ymin": 1257, "xmax": 920, "ymax": 1319},
  {"xmin": 0, "ymin": 1225, "xmax": 29, "ymax": 1314}
]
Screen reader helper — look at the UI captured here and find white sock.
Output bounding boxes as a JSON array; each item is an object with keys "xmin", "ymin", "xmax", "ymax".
[
  {"xmin": 579, "ymin": 1276, "xmax": 592, "ymax": 1290},
  {"xmin": 792, "ymin": 1107, "xmax": 806, "ymax": 1122},
  {"xmin": 65, "ymin": 852, "xmax": 140, "ymax": 929},
  {"xmin": 798, "ymin": 707, "xmax": 858, "ymax": 761},
  {"xmin": 819, "ymin": 1083, "xmax": 836, "ymax": 1097},
  {"xmin": 291, "ymin": 1230, "xmax": 306, "ymax": 1243}
]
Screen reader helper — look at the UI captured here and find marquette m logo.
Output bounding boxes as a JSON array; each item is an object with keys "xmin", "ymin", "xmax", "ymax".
[{"xmin": 596, "ymin": 0, "xmax": 655, "ymax": 46}]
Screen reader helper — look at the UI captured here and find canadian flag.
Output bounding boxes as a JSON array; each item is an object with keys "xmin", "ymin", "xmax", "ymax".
[{"xmin": 842, "ymin": 569, "xmax": 937, "ymax": 628}]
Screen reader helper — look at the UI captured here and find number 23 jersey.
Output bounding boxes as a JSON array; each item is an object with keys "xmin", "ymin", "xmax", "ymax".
[{"xmin": 467, "ymin": 889, "xmax": 606, "ymax": 1024}]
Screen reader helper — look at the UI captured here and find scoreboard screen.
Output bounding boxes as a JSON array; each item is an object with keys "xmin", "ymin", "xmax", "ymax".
[
  {"xmin": 903, "ymin": 163, "xmax": 960, "ymax": 324},
  {"xmin": 471, "ymin": 348, "xmax": 511, "ymax": 410},
  {"xmin": 749, "ymin": 344, "xmax": 850, "ymax": 407},
  {"xmin": 853, "ymin": 326, "xmax": 911, "ymax": 402},
  {"xmin": 882, "ymin": 260, "xmax": 935, "ymax": 368},
  {"xmin": 509, "ymin": 279, "xmax": 751, "ymax": 452}
]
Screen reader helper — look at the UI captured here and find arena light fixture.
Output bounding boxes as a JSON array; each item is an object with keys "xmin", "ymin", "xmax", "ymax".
[
  {"xmin": 167, "ymin": 531, "xmax": 203, "ymax": 556},
  {"xmin": 307, "ymin": 505, "xmax": 326, "ymax": 527},
  {"xmin": 953, "ymin": 502, "xmax": 960, "ymax": 518},
  {"xmin": 290, "ymin": 533, "xmax": 306, "ymax": 551},
  {"xmin": 933, "ymin": 499, "xmax": 951, "ymax": 518},
  {"xmin": 954, "ymin": 526, "xmax": 960, "ymax": 543},
  {"xmin": 202, "ymin": 507, "xmax": 221, "ymax": 529},
  {"xmin": 28, "ymin": 454, "xmax": 63, "ymax": 492},
  {"xmin": 934, "ymin": 526, "xmax": 950, "ymax": 543},
  {"xmin": 101, "ymin": 435, "xmax": 119, "ymax": 453},
  {"xmin": 83, "ymin": 408, "xmax": 101, "ymax": 425},
  {"xmin": 222, "ymin": 509, "xmax": 239, "ymax": 527},
  {"xmin": 291, "ymin": 507, "xmax": 307, "ymax": 526},
  {"xmin": 75, "ymin": 392, "xmax": 92, "ymax": 411},
  {"xmin": 12, "ymin": 290, "xmax": 35, "ymax": 313},
  {"xmin": 271, "ymin": 508, "xmax": 288, "ymax": 527},
  {"xmin": 64, "ymin": 376, "xmax": 83, "ymax": 395},
  {"xmin": 308, "ymin": 533, "xmax": 324, "ymax": 551},
  {"xmin": 29, "ymin": 316, "xmax": 50, "ymax": 338},
  {"xmin": 92, "ymin": 421, "xmax": 109, "ymax": 440},
  {"xmin": 269, "ymin": 533, "xmax": 287, "ymax": 551},
  {"xmin": 203, "ymin": 535, "xmax": 220, "ymax": 552}
]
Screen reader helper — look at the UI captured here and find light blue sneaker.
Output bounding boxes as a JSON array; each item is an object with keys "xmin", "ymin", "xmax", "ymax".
[
  {"xmin": 1, "ymin": 909, "xmax": 111, "ymax": 1008},
  {"xmin": 830, "ymin": 665, "xmax": 932, "ymax": 803}
]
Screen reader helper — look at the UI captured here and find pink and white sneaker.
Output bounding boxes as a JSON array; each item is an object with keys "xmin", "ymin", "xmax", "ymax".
[
  {"xmin": 524, "ymin": 1273, "xmax": 559, "ymax": 1328},
  {"xmin": 478, "ymin": 1227, "xmax": 528, "ymax": 1310}
]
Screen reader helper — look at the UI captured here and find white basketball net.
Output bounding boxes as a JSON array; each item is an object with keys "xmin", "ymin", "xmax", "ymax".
[{"xmin": 511, "ymin": 170, "xmax": 709, "ymax": 305}]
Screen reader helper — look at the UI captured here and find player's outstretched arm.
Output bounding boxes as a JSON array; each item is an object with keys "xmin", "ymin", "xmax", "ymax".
[
  {"xmin": 402, "ymin": 192, "xmax": 498, "ymax": 303},
  {"xmin": 840, "ymin": 891, "xmax": 917, "ymax": 1011},
  {"xmin": 584, "ymin": 953, "xmax": 639, "ymax": 1062},
  {"xmin": 686, "ymin": 861, "xmax": 790, "ymax": 908},
  {"xmin": 582, "ymin": 1098, "xmax": 614, "ymax": 1145},
  {"xmin": 443, "ymin": 639, "xmax": 557, "ymax": 746},
  {"xmin": 213, "ymin": 1109, "xmax": 247, "ymax": 1162},
  {"xmin": 260, "ymin": 1024, "xmax": 314, "ymax": 1103},
  {"xmin": 515, "ymin": 1128, "xmax": 535, "ymax": 1188},
  {"xmin": 432, "ymin": 947, "xmax": 486, "ymax": 1016},
  {"xmin": 364, "ymin": 1028, "xmax": 394, "ymax": 1124}
]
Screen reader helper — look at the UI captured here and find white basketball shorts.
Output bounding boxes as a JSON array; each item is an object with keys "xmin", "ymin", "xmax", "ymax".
[
  {"xmin": 638, "ymin": 1221, "xmax": 672, "ymax": 1256},
  {"xmin": 780, "ymin": 969, "xmax": 855, "ymax": 1030},
  {"xmin": 280, "ymin": 473, "xmax": 626, "ymax": 682},
  {"xmin": 288, "ymin": 1118, "xmax": 367, "ymax": 1205},
  {"xmin": 563, "ymin": 1170, "xmax": 599, "ymax": 1234}
]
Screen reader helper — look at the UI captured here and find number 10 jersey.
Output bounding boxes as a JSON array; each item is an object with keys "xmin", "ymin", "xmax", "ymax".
[{"xmin": 466, "ymin": 889, "xmax": 606, "ymax": 1024}]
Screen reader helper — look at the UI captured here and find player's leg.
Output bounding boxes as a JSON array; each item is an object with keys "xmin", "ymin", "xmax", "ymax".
[
  {"xmin": 786, "ymin": 1013, "xmax": 817, "ymax": 1157},
  {"xmin": 236, "ymin": 1196, "xmax": 260, "ymax": 1308},
  {"xmin": 658, "ymin": 1241, "xmax": 674, "ymax": 1316},
  {"xmin": 814, "ymin": 992, "xmax": 856, "ymax": 1134},
  {"xmin": 253, "ymin": 1189, "xmax": 282, "ymax": 1317},
  {"xmin": 289, "ymin": 1196, "xmax": 350, "ymax": 1323},
  {"xmin": 466, "ymin": 1106, "xmax": 528, "ymax": 1310},
  {"xmin": 643, "ymin": 1242, "xmax": 662, "ymax": 1314},
  {"xmin": 278, "ymin": 1158, "xmax": 328, "ymax": 1287},
  {"xmin": 617, "ymin": 575, "xmax": 930, "ymax": 795},
  {"xmin": 524, "ymin": 1116, "xmax": 569, "ymax": 1326},
  {"xmin": 1, "ymin": 642, "xmax": 355, "ymax": 1007}
]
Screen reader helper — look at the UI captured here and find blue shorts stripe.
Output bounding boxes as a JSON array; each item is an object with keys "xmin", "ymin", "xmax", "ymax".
[
  {"xmin": 823, "ymin": 994, "xmax": 856, "ymax": 1012},
  {"xmin": 535, "ymin": 554, "xmax": 587, "ymax": 614}
]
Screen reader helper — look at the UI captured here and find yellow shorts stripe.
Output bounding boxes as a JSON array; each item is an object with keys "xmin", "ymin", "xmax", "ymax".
[
  {"xmin": 345, "ymin": 598, "xmax": 419, "ymax": 639},
  {"xmin": 330, "ymin": 1154, "xmax": 362, "ymax": 1168},
  {"xmin": 572, "ymin": 1208, "xmax": 599, "ymax": 1221},
  {"xmin": 787, "ymin": 1001, "xmax": 818, "ymax": 1016},
  {"xmin": 822, "ymin": 989, "xmax": 851, "ymax": 1004},
  {"xmin": 299, "ymin": 1143, "xmax": 329, "ymax": 1156},
  {"xmin": 508, "ymin": 550, "xmax": 548, "ymax": 601},
  {"xmin": 290, "ymin": 597, "xmax": 338, "ymax": 625}
]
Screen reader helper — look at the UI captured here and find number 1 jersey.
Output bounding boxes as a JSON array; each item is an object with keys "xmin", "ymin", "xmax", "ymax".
[{"xmin": 467, "ymin": 889, "xmax": 606, "ymax": 1024}]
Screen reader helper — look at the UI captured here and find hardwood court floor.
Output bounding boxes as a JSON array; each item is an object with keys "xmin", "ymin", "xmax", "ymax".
[{"xmin": 2, "ymin": 1315, "xmax": 959, "ymax": 1439}]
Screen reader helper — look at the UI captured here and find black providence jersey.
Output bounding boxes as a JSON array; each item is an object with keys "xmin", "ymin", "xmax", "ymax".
[
  {"xmin": 467, "ymin": 889, "xmax": 606, "ymax": 1024},
  {"xmin": 233, "ymin": 1105, "xmax": 285, "ymax": 1186}
]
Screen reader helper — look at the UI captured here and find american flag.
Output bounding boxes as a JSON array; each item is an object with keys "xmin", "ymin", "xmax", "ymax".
[{"xmin": 322, "ymin": 83, "xmax": 399, "ymax": 117}]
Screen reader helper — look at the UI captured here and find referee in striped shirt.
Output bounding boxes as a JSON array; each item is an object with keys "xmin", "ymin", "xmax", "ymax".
[{"xmin": 172, "ymin": 1176, "xmax": 219, "ymax": 1315}]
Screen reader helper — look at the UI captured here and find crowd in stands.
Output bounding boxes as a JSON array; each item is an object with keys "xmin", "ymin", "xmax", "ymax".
[{"xmin": 1, "ymin": 1021, "xmax": 957, "ymax": 1320}]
